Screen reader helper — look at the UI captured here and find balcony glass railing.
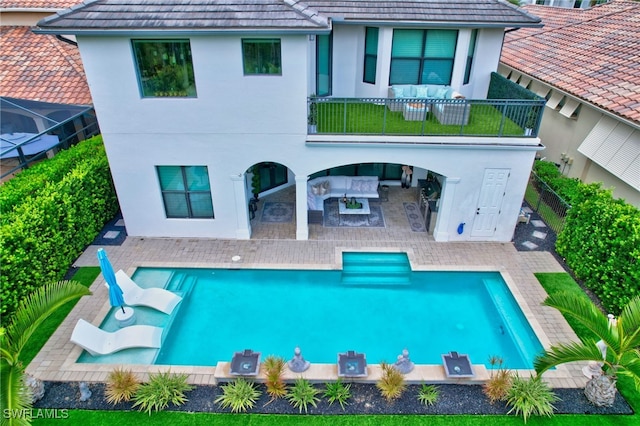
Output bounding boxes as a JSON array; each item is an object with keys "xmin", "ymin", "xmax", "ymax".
[{"xmin": 307, "ymin": 97, "xmax": 545, "ymax": 137}]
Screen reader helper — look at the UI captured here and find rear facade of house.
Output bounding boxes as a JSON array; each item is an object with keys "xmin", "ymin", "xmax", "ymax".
[{"xmin": 36, "ymin": 0, "xmax": 544, "ymax": 242}]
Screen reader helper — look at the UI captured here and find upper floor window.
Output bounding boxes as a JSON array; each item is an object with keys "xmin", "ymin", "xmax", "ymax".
[
  {"xmin": 242, "ymin": 39, "xmax": 282, "ymax": 75},
  {"xmin": 363, "ymin": 27, "xmax": 379, "ymax": 84},
  {"xmin": 464, "ymin": 29, "xmax": 478, "ymax": 85},
  {"xmin": 390, "ymin": 29, "xmax": 458, "ymax": 85},
  {"xmin": 316, "ymin": 34, "xmax": 332, "ymax": 96},
  {"xmin": 157, "ymin": 166, "xmax": 214, "ymax": 219},
  {"xmin": 132, "ymin": 40, "xmax": 196, "ymax": 98}
]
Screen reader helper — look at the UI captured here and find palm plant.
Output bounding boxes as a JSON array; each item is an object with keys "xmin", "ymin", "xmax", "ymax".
[
  {"xmin": 534, "ymin": 292, "xmax": 640, "ymax": 407},
  {"xmin": 286, "ymin": 378, "xmax": 320, "ymax": 413},
  {"xmin": 1, "ymin": 281, "xmax": 91, "ymax": 426},
  {"xmin": 376, "ymin": 362, "xmax": 406, "ymax": 402},
  {"xmin": 262, "ymin": 355, "xmax": 287, "ymax": 400}
]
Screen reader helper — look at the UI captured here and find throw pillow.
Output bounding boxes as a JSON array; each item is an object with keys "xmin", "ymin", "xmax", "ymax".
[
  {"xmin": 415, "ymin": 86, "xmax": 429, "ymax": 98},
  {"xmin": 351, "ymin": 180, "xmax": 363, "ymax": 191},
  {"xmin": 435, "ymin": 87, "xmax": 449, "ymax": 99},
  {"xmin": 311, "ymin": 184, "xmax": 321, "ymax": 195},
  {"xmin": 320, "ymin": 180, "xmax": 330, "ymax": 195},
  {"xmin": 392, "ymin": 87, "xmax": 404, "ymax": 98}
]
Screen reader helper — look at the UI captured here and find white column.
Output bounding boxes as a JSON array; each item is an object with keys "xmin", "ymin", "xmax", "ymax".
[
  {"xmin": 231, "ymin": 173, "xmax": 251, "ymax": 239},
  {"xmin": 433, "ymin": 177, "xmax": 460, "ymax": 242},
  {"xmin": 295, "ymin": 175, "xmax": 309, "ymax": 240}
]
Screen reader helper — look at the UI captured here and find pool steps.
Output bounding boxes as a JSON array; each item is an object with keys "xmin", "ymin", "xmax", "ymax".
[
  {"xmin": 482, "ymin": 278, "xmax": 541, "ymax": 368},
  {"xmin": 152, "ymin": 272, "xmax": 197, "ymax": 364},
  {"xmin": 341, "ymin": 252, "xmax": 411, "ymax": 286}
]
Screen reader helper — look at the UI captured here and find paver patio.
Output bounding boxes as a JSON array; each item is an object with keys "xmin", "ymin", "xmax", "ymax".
[{"xmin": 26, "ymin": 186, "xmax": 588, "ymax": 388}]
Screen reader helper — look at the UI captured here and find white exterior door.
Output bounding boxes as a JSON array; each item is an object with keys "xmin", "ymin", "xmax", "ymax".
[{"xmin": 471, "ymin": 168, "xmax": 510, "ymax": 237}]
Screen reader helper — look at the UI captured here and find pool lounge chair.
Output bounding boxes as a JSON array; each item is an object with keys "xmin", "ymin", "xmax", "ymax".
[
  {"xmin": 114, "ymin": 270, "xmax": 182, "ymax": 315},
  {"xmin": 70, "ymin": 319, "xmax": 162, "ymax": 356}
]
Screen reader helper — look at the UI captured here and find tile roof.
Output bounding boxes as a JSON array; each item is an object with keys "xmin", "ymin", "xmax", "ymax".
[
  {"xmin": 35, "ymin": 0, "xmax": 541, "ymax": 32},
  {"xmin": 36, "ymin": 0, "xmax": 331, "ymax": 32},
  {"xmin": 0, "ymin": 26, "xmax": 92, "ymax": 105},
  {"xmin": 501, "ymin": 1, "xmax": 640, "ymax": 124},
  {"xmin": 1, "ymin": 1, "xmax": 80, "ymax": 8},
  {"xmin": 305, "ymin": 0, "xmax": 542, "ymax": 25}
]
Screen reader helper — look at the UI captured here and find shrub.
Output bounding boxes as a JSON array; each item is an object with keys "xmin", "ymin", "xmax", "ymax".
[
  {"xmin": 376, "ymin": 362, "xmax": 406, "ymax": 402},
  {"xmin": 214, "ymin": 378, "xmax": 261, "ymax": 413},
  {"xmin": 483, "ymin": 355, "xmax": 513, "ymax": 404},
  {"xmin": 417, "ymin": 384, "xmax": 439, "ymax": 406},
  {"xmin": 324, "ymin": 379, "xmax": 351, "ymax": 410},
  {"xmin": 0, "ymin": 137, "xmax": 106, "ymax": 215},
  {"xmin": 286, "ymin": 378, "xmax": 320, "ymax": 413},
  {"xmin": 556, "ymin": 185, "xmax": 640, "ymax": 313},
  {"xmin": 105, "ymin": 367, "xmax": 140, "ymax": 404},
  {"xmin": 506, "ymin": 375, "xmax": 558, "ymax": 423},
  {"xmin": 263, "ymin": 355, "xmax": 287, "ymax": 399},
  {"xmin": 132, "ymin": 370, "xmax": 193, "ymax": 415},
  {"xmin": 0, "ymin": 136, "xmax": 118, "ymax": 321},
  {"xmin": 532, "ymin": 160, "xmax": 640, "ymax": 314}
]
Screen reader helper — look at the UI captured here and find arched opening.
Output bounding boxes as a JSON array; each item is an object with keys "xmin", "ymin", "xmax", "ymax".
[{"xmin": 245, "ymin": 161, "xmax": 297, "ymax": 239}]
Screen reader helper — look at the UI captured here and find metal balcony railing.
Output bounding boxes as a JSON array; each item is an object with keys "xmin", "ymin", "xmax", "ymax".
[{"xmin": 307, "ymin": 97, "xmax": 545, "ymax": 137}]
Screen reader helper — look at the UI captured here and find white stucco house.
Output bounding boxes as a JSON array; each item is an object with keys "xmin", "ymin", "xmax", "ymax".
[{"xmin": 35, "ymin": 0, "xmax": 545, "ymax": 242}]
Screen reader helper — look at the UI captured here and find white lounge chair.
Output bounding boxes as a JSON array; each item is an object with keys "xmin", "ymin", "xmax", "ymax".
[
  {"xmin": 114, "ymin": 270, "xmax": 182, "ymax": 315},
  {"xmin": 70, "ymin": 319, "xmax": 162, "ymax": 356}
]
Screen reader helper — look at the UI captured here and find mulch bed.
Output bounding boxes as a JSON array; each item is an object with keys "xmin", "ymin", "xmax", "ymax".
[{"xmin": 34, "ymin": 381, "xmax": 633, "ymax": 416}]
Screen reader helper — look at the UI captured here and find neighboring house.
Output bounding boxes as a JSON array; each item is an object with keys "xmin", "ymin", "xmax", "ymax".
[
  {"xmin": 520, "ymin": 0, "xmax": 610, "ymax": 8},
  {"xmin": 500, "ymin": 1, "xmax": 640, "ymax": 206},
  {"xmin": 35, "ymin": 0, "xmax": 544, "ymax": 242},
  {"xmin": 1, "ymin": 1, "xmax": 96, "ymax": 176},
  {"xmin": 0, "ymin": 0, "xmax": 90, "ymax": 107}
]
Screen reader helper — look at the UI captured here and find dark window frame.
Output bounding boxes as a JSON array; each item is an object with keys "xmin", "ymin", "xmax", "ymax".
[
  {"xmin": 464, "ymin": 29, "xmax": 478, "ymax": 85},
  {"xmin": 242, "ymin": 39, "xmax": 282, "ymax": 76},
  {"xmin": 315, "ymin": 33, "xmax": 333, "ymax": 96},
  {"xmin": 389, "ymin": 29, "xmax": 458, "ymax": 86},
  {"xmin": 157, "ymin": 166, "xmax": 214, "ymax": 219},
  {"xmin": 363, "ymin": 27, "xmax": 379, "ymax": 84},
  {"xmin": 132, "ymin": 39, "xmax": 197, "ymax": 98}
]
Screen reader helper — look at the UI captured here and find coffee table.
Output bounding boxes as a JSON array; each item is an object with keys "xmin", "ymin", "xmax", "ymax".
[
  {"xmin": 338, "ymin": 198, "xmax": 370, "ymax": 225},
  {"xmin": 338, "ymin": 198, "xmax": 370, "ymax": 215},
  {"xmin": 403, "ymin": 102, "xmax": 429, "ymax": 121}
]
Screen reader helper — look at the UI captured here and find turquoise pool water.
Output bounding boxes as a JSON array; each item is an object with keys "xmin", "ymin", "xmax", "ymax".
[{"xmin": 79, "ymin": 253, "xmax": 544, "ymax": 369}]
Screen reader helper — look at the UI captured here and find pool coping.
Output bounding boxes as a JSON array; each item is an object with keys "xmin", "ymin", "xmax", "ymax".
[{"xmin": 27, "ymin": 243, "xmax": 587, "ymax": 388}]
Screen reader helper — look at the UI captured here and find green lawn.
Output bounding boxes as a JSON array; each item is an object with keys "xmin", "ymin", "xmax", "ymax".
[
  {"xmin": 316, "ymin": 101, "xmax": 525, "ymax": 136},
  {"xmin": 20, "ymin": 267, "xmax": 101, "ymax": 365},
  {"xmin": 30, "ymin": 270, "xmax": 638, "ymax": 425}
]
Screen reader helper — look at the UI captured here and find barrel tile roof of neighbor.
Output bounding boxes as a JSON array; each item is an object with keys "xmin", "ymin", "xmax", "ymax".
[{"xmin": 502, "ymin": 1, "xmax": 640, "ymax": 123}]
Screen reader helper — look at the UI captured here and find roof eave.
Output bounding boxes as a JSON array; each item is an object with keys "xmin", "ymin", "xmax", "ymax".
[
  {"xmin": 333, "ymin": 19, "xmax": 542, "ymax": 29},
  {"xmin": 33, "ymin": 27, "xmax": 332, "ymax": 36}
]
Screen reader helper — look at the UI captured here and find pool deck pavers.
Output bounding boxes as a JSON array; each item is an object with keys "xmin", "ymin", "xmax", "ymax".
[{"xmin": 26, "ymin": 186, "xmax": 589, "ymax": 388}]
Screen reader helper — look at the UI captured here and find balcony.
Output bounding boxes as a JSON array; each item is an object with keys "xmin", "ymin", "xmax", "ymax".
[{"xmin": 307, "ymin": 97, "xmax": 545, "ymax": 138}]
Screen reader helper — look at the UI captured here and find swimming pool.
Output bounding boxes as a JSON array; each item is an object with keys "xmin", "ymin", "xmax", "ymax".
[{"xmin": 79, "ymin": 253, "xmax": 544, "ymax": 369}]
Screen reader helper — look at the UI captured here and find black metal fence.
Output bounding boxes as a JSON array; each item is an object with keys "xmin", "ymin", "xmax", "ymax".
[{"xmin": 525, "ymin": 171, "xmax": 571, "ymax": 234}]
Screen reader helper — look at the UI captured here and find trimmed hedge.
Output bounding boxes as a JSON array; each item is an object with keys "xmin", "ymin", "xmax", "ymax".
[
  {"xmin": 535, "ymin": 161, "xmax": 640, "ymax": 314},
  {"xmin": 0, "ymin": 136, "xmax": 118, "ymax": 319},
  {"xmin": 487, "ymin": 72, "xmax": 543, "ymax": 129},
  {"xmin": 0, "ymin": 139, "xmax": 107, "ymax": 217}
]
